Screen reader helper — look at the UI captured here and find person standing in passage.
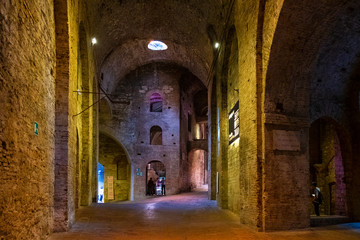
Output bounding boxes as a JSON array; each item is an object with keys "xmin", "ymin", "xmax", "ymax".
[
  {"xmin": 147, "ymin": 178, "xmax": 154, "ymax": 195},
  {"xmin": 312, "ymin": 182, "xmax": 321, "ymax": 216},
  {"xmin": 161, "ymin": 178, "xmax": 166, "ymax": 196},
  {"xmin": 155, "ymin": 177, "xmax": 160, "ymax": 195}
]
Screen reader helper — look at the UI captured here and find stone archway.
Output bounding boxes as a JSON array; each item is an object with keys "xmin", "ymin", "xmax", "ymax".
[
  {"xmin": 188, "ymin": 149, "xmax": 208, "ymax": 190},
  {"xmin": 146, "ymin": 161, "xmax": 166, "ymax": 196},
  {"xmin": 263, "ymin": 0, "xmax": 360, "ymax": 230},
  {"xmin": 99, "ymin": 133, "xmax": 131, "ymax": 202},
  {"xmin": 309, "ymin": 118, "xmax": 348, "ymax": 216}
]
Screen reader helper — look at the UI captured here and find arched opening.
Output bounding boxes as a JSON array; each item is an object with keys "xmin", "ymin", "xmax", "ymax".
[
  {"xmin": 146, "ymin": 161, "xmax": 166, "ymax": 196},
  {"xmin": 150, "ymin": 126, "xmax": 162, "ymax": 145},
  {"xmin": 189, "ymin": 149, "xmax": 208, "ymax": 190},
  {"xmin": 99, "ymin": 133, "xmax": 131, "ymax": 202},
  {"xmin": 97, "ymin": 163, "xmax": 104, "ymax": 203},
  {"xmin": 150, "ymin": 93, "xmax": 163, "ymax": 112},
  {"xmin": 309, "ymin": 118, "xmax": 347, "ymax": 217}
]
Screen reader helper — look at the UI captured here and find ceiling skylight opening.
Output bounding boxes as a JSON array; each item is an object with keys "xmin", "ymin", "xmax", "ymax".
[{"xmin": 148, "ymin": 40, "xmax": 168, "ymax": 51}]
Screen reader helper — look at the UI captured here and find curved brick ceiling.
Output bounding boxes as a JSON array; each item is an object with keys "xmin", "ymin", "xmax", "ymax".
[{"xmin": 86, "ymin": 0, "xmax": 227, "ymax": 92}]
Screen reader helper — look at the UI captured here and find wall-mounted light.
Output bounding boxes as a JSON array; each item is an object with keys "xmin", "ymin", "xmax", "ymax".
[
  {"xmin": 77, "ymin": 89, "xmax": 81, "ymax": 95},
  {"xmin": 91, "ymin": 37, "xmax": 97, "ymax": 45},
  {"xmin": 214, "ymin": 42, "xmax": 220, "ymax": 49}
]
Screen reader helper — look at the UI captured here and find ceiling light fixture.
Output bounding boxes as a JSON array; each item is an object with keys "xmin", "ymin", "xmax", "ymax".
[
  {"xmin": 214, "ymin": 42, "xmax": 220, "ymax": 49},
  {"xmin": 91, "ymin": 37, "xmax": 97, "ymax": 45},
  {"xmin": 148, "ymin": 40, "xmax": 168, "ymax": 51}
]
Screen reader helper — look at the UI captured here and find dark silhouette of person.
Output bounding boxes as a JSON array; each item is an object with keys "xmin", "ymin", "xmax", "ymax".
[
  {"xmin": 147, "ymin": 178, "xmax": 155, "ymax": 195},
  {"xmin": 161, "ymin": 178, "xmax": 166, "ymax": 196},
  {"xmin": 312, "ymin": 182, "xmax": 321, "ymax": 216}
]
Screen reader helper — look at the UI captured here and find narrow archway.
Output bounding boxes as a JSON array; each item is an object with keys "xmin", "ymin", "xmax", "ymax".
[
  {"xmin": 146, "ymin": 161, "xmax": 166, "ymax": 196},
  {"xmin": 309, "ymin": 118, "xmax": 348, "ymax": 217},
  {"xmin": 189, "ymin": 149, "xmax": 208, "ymax": 190},
  {"xmin": 99, "ymin": 133, "xmax": 131, "ymax": 202},
  {"xmin": 97, "ymin": 163, "xmax": 105, "ymax": 203}
]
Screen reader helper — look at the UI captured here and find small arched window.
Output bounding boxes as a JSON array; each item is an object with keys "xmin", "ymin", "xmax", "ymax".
[
  {"xmin": 150, "ymin": 126, "xmax": 162, "ymax": 145},
  {"xmin": 150, "ymin": 93, "xmax": 163, "ymax": 112}
]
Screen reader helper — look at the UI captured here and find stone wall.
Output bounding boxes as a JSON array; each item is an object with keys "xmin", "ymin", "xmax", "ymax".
[
  {"xmin": 0, "ymin": 0, "xmax": 56, "ymax": 238},
  {"xmin": 100, "ymin": 63, "xmax": 183, "ymax": 199},
  {"xmin": 211, "ymin": 0, "xmax": 260, "ymax": 227},
  {"xmin": 54, "ymin": 0, "xmax": 98, "ymax": 232}
]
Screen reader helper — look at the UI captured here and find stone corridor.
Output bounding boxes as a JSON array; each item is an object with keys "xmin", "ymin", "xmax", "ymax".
[{"xmin": 49, "ymin": 189, "xmax": 360, "ymax": 240}]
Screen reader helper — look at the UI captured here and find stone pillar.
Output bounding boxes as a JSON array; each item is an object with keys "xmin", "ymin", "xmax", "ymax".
[{"xmin": 262, "ymin": 113, "xmax": 310, "ymax": 230}]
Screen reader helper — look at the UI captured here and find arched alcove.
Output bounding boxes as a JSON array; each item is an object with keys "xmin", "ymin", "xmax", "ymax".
[
  {"xmin": 309, "ymin": 118, "xmax": 348, "ymax": 217},
  {"xmin": 150, "ymin": 126, "xmax": 162, "ymax": 145},
  {"xmin": 188, "ymin": 149, "xmax": 208, "ymax": 190},
  {"xmin": 99, "ymin": 133, "xmax": 131, "ymax": 202}
]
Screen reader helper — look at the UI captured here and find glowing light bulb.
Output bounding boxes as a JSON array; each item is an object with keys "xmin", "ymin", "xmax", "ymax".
[
  {"xmin": 214, "ymin": 42, "xmax": 220, "ymax": 49},
  {"xmin": 91, "ymin": 37, "xmax": 97, "ymax": 45}
]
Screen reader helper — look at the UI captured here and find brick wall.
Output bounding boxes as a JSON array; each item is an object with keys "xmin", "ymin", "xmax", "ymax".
[
  {"xmin": 100, "ymin": 63, "xmax": 182, "ymax": 199},
  {"xmin": 54, "ymin": 0, "xmax": 97, "ymax": 232},
  {"xmin": 0, "ymin": 0, "xmax": 56, "ymax": 238}
]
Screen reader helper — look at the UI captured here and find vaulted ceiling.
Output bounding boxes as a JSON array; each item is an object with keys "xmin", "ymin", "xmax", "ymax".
[{"xmin": 85, "ymin": 0, "xmax": 229, "ymax": 92}]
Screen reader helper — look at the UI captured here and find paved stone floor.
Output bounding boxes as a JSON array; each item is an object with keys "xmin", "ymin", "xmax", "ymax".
[{"xmin": 48, "ymin": 189, "xmax": 360, "ymax": 240}]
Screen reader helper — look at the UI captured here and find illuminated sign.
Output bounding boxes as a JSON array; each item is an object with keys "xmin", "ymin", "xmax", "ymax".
[{"xmin": 229, "ymin": 101, "xmax": 239, "ymax": 144}]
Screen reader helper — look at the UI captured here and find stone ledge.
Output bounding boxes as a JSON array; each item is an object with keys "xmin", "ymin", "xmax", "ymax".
[
  {"xmin": 265, "ymin": 113, "xmax": 310, "ymax": 127},
  {"xmin": 310, "ymin": 215, "xmax": 349, "ymax": 227}
]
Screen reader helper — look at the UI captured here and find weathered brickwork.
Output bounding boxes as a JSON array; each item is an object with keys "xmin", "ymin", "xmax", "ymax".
[
  {"xmin": 1, "ymin": 0, "xmax": 360, "ymax": 237},
  {"xmin": 54, "ymin": 0, "xmax": 97, "ymax": 232},
  {"xmin": 211, "ymin": 0, "xmax": 260, "ymax": 227},
  {"xmin": 263, "ymin": 0, "xmax": 360, "ymax": 229},
  {"xmin": 0, "ymin": 0, "xmax": 56, "ymax": 238},
  {"xmin": 100, "ymin": 63, "xmax": 184, "ymax": 199}
]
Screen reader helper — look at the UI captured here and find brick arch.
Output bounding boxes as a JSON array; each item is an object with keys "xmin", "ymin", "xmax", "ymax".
[
  {"xmin": 99, "ymin": 131, "xmax": 132, "ymax": 164},
  {"xmin": 309, "ymin": 117, "xmax": 351, "ymax": 217},
  {"xmin": 99, "ymin": 132, "xmax": 132, "ymax": 201},
  {"xmin": 188, "ymin": 149, "xmax": 208, "ymax": 190},
  {"xmin": 100, "ymin": 39, "xmax": 209, "ymax": 93},
  {"xmin": 265, "ymin": 0, "xmax": 360, "ymax": 116},
  {"xmin": 262, "ymin": 0, "xmax": 360, "ymax": 230}
]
